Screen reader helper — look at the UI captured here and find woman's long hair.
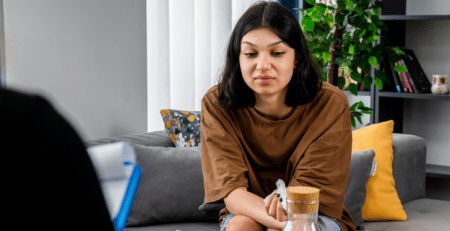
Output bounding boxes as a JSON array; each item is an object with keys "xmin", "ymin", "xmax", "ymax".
[{"xmin": 217, "ymin": 1, "xmax": 322, "ymax": 109}]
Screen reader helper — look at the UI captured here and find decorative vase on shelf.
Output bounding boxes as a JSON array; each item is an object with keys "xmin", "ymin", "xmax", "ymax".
[{"xmin": 431, "ymin": 75, "xmax": 449, "ymax": 95}]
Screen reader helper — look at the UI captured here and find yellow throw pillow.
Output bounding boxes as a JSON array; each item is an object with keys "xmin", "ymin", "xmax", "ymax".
[{"xmin": 352, "ymin": 120, "xmax": 407, "ymax": 221}]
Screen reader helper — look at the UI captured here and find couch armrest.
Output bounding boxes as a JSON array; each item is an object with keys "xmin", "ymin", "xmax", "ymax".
[{"xmin": 392, "ymin": 133, "xmax": 427, "ymax": 204}]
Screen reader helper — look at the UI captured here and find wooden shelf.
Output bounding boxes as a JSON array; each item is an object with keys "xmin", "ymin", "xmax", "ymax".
[
  {"xmin": 380, "ymin": 15, "xmax": 450, "ymax": 21},
  {"xmin": 377, "ymin": 92, "xmax": 450, "ymax": 100}
]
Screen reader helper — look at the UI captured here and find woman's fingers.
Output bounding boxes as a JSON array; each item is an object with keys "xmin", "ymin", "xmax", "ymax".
[
  {"xmin": 268, "ymin": 193, "xmax": 280, "ymax": 217},
  {"xmin": 276, "ymin": 197, "xmax": 287, "ymax": 222},
  {"xmin": 265, "ymin": 189, "xmax": 278, "ymax": 215},
  {"xmin": 264, "ymin": 193, "xmax": 275, "ymax": 214}
]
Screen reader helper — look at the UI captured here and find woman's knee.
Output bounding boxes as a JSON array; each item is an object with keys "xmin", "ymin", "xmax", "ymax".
[{"xmin": 226, "ymin": 215, "xmax": 264, "ymax": 231}]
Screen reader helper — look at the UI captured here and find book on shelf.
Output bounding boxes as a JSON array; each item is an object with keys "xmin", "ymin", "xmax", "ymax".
[
  {"xmin": 400, "ymin": 59, "xmax": 419, "ymax": 93},
  {"xmin": 401, "ymin": 48, "xmax": 432, "ymax": 93},
  {"xmin": 381, "ymin": 51, "xmax": 401, "ymax": 92},
  {"xmin": 395, "ymin": 61, "xmax": 408, "ymax": 93},
  {"xmin": 87, "ymin": 142, "xmax": 142, "ymax": 231},
  {"xmin": 398, "ymin": 61, "xmax": 414, "ymax": 93}
]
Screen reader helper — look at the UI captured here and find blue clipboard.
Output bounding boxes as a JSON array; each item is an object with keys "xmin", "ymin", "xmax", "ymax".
[{"xmin": 114, "ymin": 162, "xmax": 141, "ymax": 231}]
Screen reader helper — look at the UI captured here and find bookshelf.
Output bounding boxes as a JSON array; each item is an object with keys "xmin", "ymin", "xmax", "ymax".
[
  {"xmin": 374, "ymin": 1, "xmax": 450, "ymax": 134},
  {"xmin": 376, "ymin": 1, "xmax": 450, "ymax": 174},
  {"xmin": 299, "ymin": 0, "xmax": 450, "ymax": 174}
]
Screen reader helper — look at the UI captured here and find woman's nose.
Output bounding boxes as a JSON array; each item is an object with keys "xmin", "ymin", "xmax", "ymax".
[{"xmin": 256, "ymin": 54, "xmax": 271, "ymax": 71}]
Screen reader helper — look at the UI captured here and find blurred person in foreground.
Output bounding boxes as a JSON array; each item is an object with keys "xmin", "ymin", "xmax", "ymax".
[{"xmin": 0, "ymin": 86, "xmax": 114, "ymax": 230}]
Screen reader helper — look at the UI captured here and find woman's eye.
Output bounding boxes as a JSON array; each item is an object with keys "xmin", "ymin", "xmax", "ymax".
[
  {"xmin": 244, "ymin": 53, "xmax": 257, "ymax": 57},
  {"xmin": 273, "ymin": 52, "xmax": 285, "ymax": 56}
]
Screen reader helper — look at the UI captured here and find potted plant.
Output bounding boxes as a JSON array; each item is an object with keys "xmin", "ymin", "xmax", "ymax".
[{"xmin": 297, "ymin": 0, "xmax": 407, "ymax": 127}]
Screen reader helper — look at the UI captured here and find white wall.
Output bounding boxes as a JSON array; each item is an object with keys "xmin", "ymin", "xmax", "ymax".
[
  {"xmin": 407, "ymin": 0, "xmax": 449, "ymax": 15},
  {"xmin": 404, "ymin": 1, "xmax": 450, "ymax": 170},
  {"xmin": 3, "ymin": 0, "xmax": 147, "ymax": 140}
]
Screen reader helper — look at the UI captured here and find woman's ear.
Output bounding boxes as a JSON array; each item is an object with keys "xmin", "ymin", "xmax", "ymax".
[
  {"xmin": 295, "ymin": 52, "xmax": 300, "ymax": 65},
  {"xmin": 294, "ymin": 52, "xmax": 300, "ymax": 68}
]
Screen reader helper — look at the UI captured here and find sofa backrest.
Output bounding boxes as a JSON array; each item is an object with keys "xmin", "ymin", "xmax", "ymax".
[
  {"xmin": 85, "ymin": 130, "xmax": 175, "ymax": 148},
  {"xmin": 391, "ymin": 133, "xmax": 427, "ymax": 204},
  {"xmin": 85, "ymin": 131, "xmax": 428, "ymax": 205}
]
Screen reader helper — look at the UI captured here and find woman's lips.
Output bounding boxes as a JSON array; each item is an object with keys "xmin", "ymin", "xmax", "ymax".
[
  {"xmin": 258, "ymin": 78, "xmax": 273, "ymax": 84},
  {"xmin": 256, "ymin": 75, "xmax": 274, "ymax": 84}
]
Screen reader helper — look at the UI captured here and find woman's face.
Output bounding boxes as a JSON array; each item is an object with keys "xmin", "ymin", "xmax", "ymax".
[{"xmin": 239, "ymin": 28, "xmax": 298, "ymax": 100}]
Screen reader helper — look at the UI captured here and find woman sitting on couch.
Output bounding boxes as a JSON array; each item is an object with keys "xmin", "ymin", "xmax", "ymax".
[{"xmin": 200, "ymin": 1, "xmax": 355, "ymax": 231}]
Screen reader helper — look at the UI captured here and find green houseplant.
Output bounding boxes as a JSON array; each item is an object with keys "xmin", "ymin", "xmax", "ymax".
[{"xmin": 297, "ymin": 0, "xmax": 407, "ymax": 127}]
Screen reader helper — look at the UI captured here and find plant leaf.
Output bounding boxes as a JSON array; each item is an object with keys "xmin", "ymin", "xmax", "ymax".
[
  {"xmin": 361, "ymin": 110, "xmax": 374, "ymax": 115},
  {"xmin": 378, "ymin": 22, "xmax": 389, "ymax": 31},
  {"xmin": 393, "ymin": 47, "xmax": 405, "ymax": 55},
  {"xmin": 338, "ymin": 76, "xmax": 346, "ymax": 89},
  {"xmin": 359, "ymin": 42, "xmax": 368, "ymax": 50},
  {"xmin": 360, "ymin": 29, "xmax": 367, "ymax": 38},
  {"xmin": 322, "ymin": 51, "xmax": 331, "ymax": 65},
  {"xmin": 351, "ymin": 71, "xmax": 362, "ymax": 82},
  {"xmin": 394, "ymin": 65, "xmax": 408, "ymax": 72},
  {"xmin": 356, "ymin": 6, "xmax": 364, "ymax": 15},
  {"xmin": 315, "ymin": 3, "xmax": 327, "ymax": 11},
  {"xmin": 305, "ymin": 0, "xmax": 315, "ymax": 5},
  {"xmin": 368, "ymin": 56, "xmax": 378, "ymax": 68},
  {"xmin": 370, "ymin": 15, "xmax": 383, "ymax": 25},
  {"xmin": 349, "ymin": 44, "xmax": 355, "ymax": 54},
  {"xmin": 374, "ymin": 78, "xmax": 383, "ymax": 90},
  {"xmin": 357, "ymin": 116, "xmax": 363, "ymax": 125},
  {"xmin": 365, "ymin": 75, "xmax": 373, "ymax": 90},
  {"xmin": 305, "ymin": 18, "xmax": 315, "ymax": 31},
  {"xmin": 345, "ymin": 1, "xmax": 355, "ymax": 11},
  {"xmin": 373, "ymin": 34, "xmax": 379, "ymax": 40},
  {"xmin": 374, "ymin": 1, "xmax": 387, "ymax": 11},
  {"xmin": 386, "ymin": 48, "xmax": 403, "ymax": 63},
  {"xmin": 358, "ymin": 101, "xmax": 364, "ymax": 108},
  {"xmin": 373, "ymin": 7, "xmax": 380, "ymax": 17},
  {"xmin": 348, "ymin": 83, "xmax": 359, "ymax": 96},
  {"xmin": 336, "ymin": 13, "xmax": 345, "ymax": 24},
  {"xmin": 342, "ymin": 15, "xmax": 349, "ymax": 28},
  {"xmin": 351, "ymin": 116, "xmax": 356, "ymax": 127},
  {"xmin": 350, "ymin": 102, "xmax": 358, "ymax": 111},
  {"xmin": 375, "ymin": 69, "xmax": 388, "ymax": 83}
]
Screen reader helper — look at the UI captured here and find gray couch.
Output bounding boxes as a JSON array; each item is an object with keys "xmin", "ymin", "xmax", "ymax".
[{"xmin": 85, "ymin": 131, "xmax": 450, "ymax": 231}]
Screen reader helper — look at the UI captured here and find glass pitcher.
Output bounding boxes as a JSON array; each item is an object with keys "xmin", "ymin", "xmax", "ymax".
[{"xmin": 282, "ymin": 186, "xmax": 321, "ymax": 231}]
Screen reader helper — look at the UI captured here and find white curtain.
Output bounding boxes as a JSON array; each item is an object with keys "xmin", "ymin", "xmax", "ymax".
[{"xmin": 147, "ymin": 0, "xmax": 272, "ymax": 132}]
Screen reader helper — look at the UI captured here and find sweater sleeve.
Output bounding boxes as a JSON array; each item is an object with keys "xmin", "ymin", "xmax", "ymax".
[
  {"xmin": 287, "ymin": 93, "xmax": 353, "ymax": 222},
  {"xmin": 200, "ymin": 94, "xmax": 249, "ymax": 204}
]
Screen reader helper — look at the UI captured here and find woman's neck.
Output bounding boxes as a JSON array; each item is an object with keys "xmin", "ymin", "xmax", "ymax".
[{"xmin": 253, "ymin": 93, "xmax": 295, "ymax": 120}]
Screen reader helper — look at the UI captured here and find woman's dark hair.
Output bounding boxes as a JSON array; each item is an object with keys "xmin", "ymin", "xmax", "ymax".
[{"xmin": 217, "ymin": 1, "xmax": 322, "ymax": 109}]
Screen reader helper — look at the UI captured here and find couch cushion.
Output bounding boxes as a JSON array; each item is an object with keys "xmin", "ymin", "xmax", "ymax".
[
  {"xmin": 391, "ymin": 133, "xmax": 427, "ymax": 204},
  {"xmin": 125, "ymin": 221, "xmax": 219, "ymax": 231},
  {"xmin": 352, "ymin": 120, "xmax": 407, "ymax": 221},
  {"xmin": 344, "ymin": 150, "xmax": 375, "ymax": 230},
  {"xmin": 124, "ymin": 144, "xmax": 218, "ymax": 226},
  {"xmin": 363, "ymin": 198, "xmax": 450, "ymax": 230}
]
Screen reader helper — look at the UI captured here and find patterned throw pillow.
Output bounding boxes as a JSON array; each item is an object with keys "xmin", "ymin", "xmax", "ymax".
[{"xmin": 160, "ymin": 109, "xmax": 201, "ymax": 147}]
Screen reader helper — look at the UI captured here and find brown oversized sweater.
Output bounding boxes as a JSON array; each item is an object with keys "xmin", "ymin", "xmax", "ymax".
[{"xmin": 200, "ymin": 82, "xmax": 356, "ymax": 231}]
